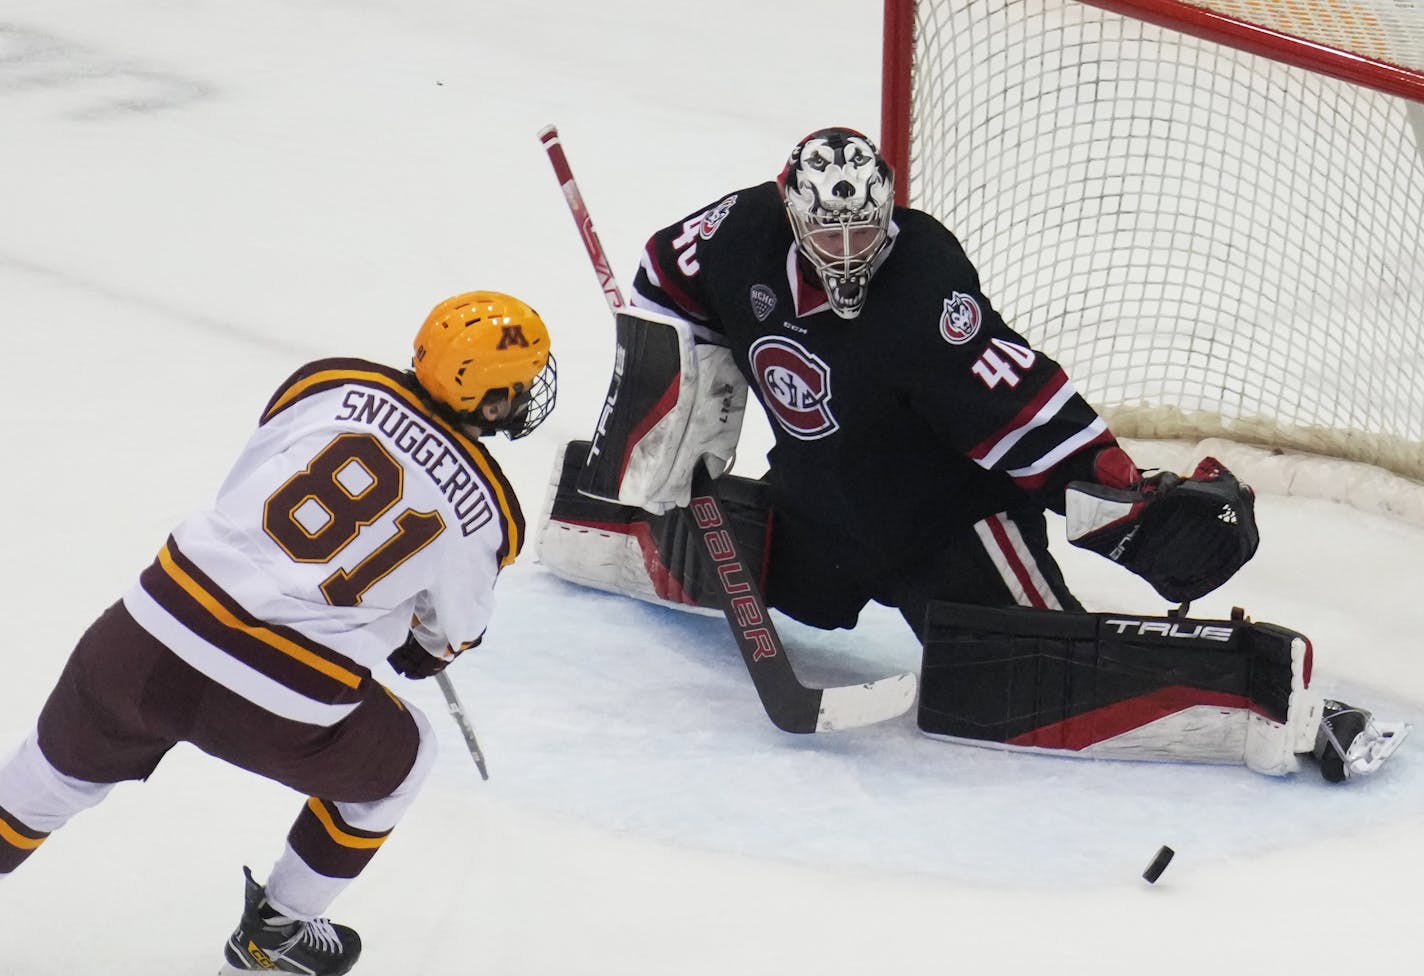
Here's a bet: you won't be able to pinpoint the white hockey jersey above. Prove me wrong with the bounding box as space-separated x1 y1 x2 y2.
122 358 524 726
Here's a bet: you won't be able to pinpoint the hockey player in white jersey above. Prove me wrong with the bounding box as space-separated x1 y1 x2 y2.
0 291 555 975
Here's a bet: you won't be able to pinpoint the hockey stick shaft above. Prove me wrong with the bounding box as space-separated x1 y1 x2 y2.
538 126 626 314
537 124 915 733
685 465 820 732
537 123 812 730
435 670 489 780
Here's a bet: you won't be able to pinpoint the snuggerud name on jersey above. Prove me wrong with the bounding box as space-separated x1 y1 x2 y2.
333 387 498 538
262 358 523 561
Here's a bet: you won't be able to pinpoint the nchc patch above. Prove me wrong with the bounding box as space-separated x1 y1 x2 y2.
750 284 777 322
940 291 982 345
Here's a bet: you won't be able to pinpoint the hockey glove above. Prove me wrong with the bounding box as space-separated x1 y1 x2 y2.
578 310 747 515
1065 457 1259 602
387 631 459 679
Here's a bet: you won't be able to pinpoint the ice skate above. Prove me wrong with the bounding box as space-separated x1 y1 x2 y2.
218 866 361 976
1311 699 1410 783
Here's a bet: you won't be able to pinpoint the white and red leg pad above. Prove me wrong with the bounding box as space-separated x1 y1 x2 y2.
918 602 1322 776
536 439 771 615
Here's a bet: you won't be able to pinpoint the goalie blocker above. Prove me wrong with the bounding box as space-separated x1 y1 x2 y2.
579 307 746 514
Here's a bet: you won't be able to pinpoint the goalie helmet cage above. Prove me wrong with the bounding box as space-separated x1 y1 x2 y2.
880 0 1424 485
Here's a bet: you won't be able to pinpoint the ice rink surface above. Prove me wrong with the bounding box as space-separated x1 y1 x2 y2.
1 2 1422 971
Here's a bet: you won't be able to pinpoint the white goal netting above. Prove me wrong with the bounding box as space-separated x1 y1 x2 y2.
901 0 1424 492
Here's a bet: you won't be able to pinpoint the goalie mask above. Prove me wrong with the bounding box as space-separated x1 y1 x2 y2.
413 291 557 439
778 127 895 319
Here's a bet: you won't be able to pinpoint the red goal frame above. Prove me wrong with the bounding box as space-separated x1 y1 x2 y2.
880 0 1424 204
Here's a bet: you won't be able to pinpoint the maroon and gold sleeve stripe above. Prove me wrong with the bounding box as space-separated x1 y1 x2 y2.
0 804 48 873
287 797 392 879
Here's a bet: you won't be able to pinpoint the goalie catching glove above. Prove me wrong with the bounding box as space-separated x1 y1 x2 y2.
1066 456 1259 602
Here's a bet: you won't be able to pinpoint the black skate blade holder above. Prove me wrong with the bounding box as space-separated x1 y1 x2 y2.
1320 709 1411 779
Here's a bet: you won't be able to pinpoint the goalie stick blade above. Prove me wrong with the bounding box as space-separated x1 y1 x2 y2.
815 672 918 732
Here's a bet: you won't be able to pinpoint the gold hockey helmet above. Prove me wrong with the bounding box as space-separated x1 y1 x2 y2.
413 291 556 439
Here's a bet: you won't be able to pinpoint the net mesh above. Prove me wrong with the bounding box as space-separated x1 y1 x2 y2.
1200 0 1424 72
906 0 1424 479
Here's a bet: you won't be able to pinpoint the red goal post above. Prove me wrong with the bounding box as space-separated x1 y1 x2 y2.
880 0 1424 517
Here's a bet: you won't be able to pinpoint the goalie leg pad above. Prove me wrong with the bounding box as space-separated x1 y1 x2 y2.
537 440 770 612
918 602 1319 775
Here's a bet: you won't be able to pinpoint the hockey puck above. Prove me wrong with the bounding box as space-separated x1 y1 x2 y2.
1142 845 1175 884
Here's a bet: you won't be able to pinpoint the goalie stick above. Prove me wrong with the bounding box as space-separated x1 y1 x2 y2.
538 123 916 733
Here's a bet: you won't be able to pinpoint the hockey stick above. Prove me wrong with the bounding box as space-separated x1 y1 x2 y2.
537 124 916 733
435 670 489 780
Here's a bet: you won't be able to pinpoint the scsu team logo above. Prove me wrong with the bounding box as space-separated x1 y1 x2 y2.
748 336 838 440
940 292 982 345
699 194 738 239
673 195 739 276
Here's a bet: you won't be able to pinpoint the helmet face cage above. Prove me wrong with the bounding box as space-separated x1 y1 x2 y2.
779 128 894 319
483 354 557 440
413 292 556 439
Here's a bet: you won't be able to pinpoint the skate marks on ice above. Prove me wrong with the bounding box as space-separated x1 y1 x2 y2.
0 249 316 359
451 567 1424 889
0 23 212 119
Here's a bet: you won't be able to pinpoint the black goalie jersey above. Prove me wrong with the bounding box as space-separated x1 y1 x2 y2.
629 181 1120 572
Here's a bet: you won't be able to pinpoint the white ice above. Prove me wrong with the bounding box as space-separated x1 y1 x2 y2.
1 1 1423 972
